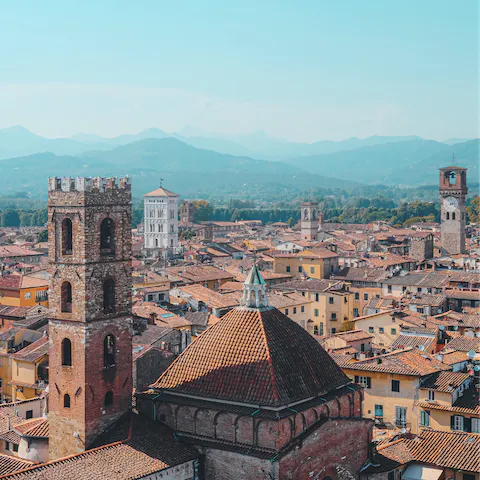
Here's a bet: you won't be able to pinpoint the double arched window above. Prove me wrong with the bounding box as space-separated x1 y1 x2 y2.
104 335 116 368
100 218 115 253
61 282 73 313
103 278 115 313
62 218 73 255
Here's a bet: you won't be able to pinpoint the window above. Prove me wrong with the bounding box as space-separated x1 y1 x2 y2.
313 325 319 335
13 444 18 453
417 287 422 293
103 278 115 313
463 475 476 480
301 306 305 313
329 297 334 304
374 404 383 417
391 328 396 335
298 266 303 273
331 313 337 320
36 290 48 303
360 343 365 352
293 307 297 314
104 391 114 408
286 266 291 273
315 293 319 302
331 327 336 334
24 292 31 299
355 293 360 300
388 285 392 293
5 442 9 451
26 410 33 419
0 378 2 387
392 380 400 393
104 335 116 368
402 286 407 293
364 293 368 301
452 415 464 431
310 267 315 274
64 394 71 408
428 390 435 401
319 323 324 336
285 308 289 316
61 282 73 313
395 406 407 427
417 308 425 314
446 212 450 220
61 338 72 366
452 212 456 220
314 309 319 317
420 410 430 427
472 418 480 433
355 376 371 389
354 308 359 317
62 218 73 254
388 472 395 480
379 327 384 333
368 326 374 333
100 218 115 253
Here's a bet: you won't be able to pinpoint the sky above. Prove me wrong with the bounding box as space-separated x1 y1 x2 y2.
0 0 478 142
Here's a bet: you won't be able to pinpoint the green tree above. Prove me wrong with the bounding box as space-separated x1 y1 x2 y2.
287 217 294 227
193 200 214 221
1 208 20 227
231 209 241 221
466 196 480 224
37 230 48 242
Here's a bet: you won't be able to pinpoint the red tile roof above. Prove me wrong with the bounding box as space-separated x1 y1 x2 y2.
151 305 350 407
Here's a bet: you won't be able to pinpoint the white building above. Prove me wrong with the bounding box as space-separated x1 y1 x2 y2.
143 186 179 253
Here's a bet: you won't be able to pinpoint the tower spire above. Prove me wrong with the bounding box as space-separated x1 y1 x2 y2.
240 264 269 309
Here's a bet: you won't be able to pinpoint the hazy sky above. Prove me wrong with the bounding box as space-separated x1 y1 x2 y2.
1 0 478 141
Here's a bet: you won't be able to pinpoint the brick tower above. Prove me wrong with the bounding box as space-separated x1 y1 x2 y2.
47 176 133 460
439 166 467 254
301 202 319 241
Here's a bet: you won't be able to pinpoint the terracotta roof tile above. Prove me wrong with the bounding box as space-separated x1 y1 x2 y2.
151 306 350 407
14 418 48 438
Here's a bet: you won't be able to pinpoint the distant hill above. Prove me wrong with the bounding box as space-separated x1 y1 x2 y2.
283 139 479 186
0 138 359 197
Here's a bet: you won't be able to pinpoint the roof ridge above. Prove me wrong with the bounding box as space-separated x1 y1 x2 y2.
258 310 280 404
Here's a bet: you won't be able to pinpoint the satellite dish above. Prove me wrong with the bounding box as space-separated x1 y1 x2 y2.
467 350 476 360
400 428 407 434
419 345 425 352
439 325 445 331
453 325 458 331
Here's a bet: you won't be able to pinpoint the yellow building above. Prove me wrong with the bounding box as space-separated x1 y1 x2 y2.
0 276 49 308
9 336 49 402
415 371 479 433
272 248 339 280
267 292 314 334
338 347 450 436
274 279 354 336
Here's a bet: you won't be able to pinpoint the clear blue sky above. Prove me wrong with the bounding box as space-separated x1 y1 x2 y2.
0 0 478 141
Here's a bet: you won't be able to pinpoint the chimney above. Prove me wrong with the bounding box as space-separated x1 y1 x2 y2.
6 415 10 431
148 313 157 325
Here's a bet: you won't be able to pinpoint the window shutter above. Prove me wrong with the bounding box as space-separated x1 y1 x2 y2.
450 416 455 429
464 417 471 433
367 377 371 389
355 376 359 384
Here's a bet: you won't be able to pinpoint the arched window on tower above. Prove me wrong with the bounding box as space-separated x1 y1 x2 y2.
104 391 114 408
100 218 115 254
62 218 73 255
452 212 456 220
103 278 115 314
104 335 116 368
446 212 450 220
61 338 72 366
61 282 72 313
64 394 71 408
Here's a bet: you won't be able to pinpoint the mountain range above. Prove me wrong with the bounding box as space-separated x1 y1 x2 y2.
0 126 477 196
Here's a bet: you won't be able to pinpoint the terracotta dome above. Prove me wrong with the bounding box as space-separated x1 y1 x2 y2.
151 267 350 407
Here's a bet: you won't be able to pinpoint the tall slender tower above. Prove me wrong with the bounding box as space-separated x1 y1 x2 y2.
143 186 179 254
439 166 467 255
47 176 133 460
301 202 319 241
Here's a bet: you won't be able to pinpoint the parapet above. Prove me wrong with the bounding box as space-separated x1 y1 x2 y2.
48 176 131 193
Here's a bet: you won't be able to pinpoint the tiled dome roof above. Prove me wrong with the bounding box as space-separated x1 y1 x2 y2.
151 305 350 407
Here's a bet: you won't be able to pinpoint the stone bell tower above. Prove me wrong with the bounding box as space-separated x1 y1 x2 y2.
47 176 133 460
439 165 467 255
301 202 319 241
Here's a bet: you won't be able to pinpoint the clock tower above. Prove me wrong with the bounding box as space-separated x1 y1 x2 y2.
439 165 467 255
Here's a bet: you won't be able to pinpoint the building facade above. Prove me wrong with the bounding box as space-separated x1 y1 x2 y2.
47 176 133 460
143 186 179 254
439 166 467 255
